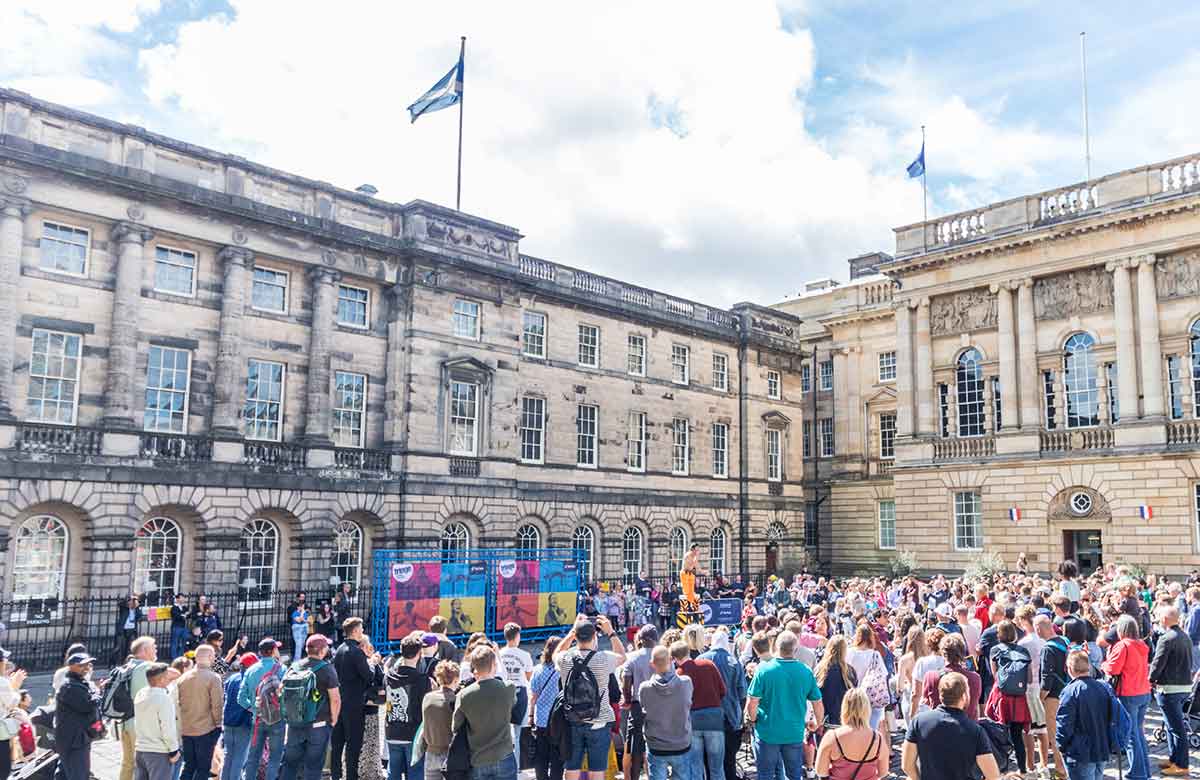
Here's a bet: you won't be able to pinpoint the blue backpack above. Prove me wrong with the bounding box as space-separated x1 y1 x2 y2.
1106 682 1133 753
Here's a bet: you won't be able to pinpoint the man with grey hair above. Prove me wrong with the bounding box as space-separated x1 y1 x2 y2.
1151 604 1193 775
745 631 823 780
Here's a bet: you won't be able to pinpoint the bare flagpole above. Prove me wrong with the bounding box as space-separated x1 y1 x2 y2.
456 36 466 211
922 124 927 252
1080 32 1092 182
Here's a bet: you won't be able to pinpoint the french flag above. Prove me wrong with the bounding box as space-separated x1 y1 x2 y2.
1138 505 1153 521
1008 507 1020 523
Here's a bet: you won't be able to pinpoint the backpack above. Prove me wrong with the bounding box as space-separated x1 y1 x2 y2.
561 651 600 723
255 666 285 726
1106 682 1133 753
861 652 890 710
994 645 1031 696
976 718 1013 775
99 660 139 722
280 660 329 725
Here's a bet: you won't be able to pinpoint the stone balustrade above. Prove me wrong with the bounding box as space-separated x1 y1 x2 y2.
242 441 307 469
861 281 894 306
15 423 103 456
932 436 995 461
1161 158 1200 193
139 433 213 462
1039 184 1099 220
333 447 391 472
1167 419 1200 447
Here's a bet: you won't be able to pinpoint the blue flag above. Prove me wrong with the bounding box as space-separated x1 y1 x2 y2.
906 142 925 179
408 55 464 123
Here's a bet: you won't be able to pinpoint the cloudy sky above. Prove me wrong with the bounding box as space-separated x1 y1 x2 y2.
5 1 1200 307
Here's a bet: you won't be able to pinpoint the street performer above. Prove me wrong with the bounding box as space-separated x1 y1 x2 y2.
680 543 705 615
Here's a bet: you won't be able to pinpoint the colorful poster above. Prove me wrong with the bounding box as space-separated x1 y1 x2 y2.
388 598 439 640
440 561 486 636
390 561 442 600
497 560 540 595
441 597 484 635
538 591 575 627
441 562 486 598
536 560 578 628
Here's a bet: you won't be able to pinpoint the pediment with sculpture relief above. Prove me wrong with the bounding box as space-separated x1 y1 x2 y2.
1155 250 1200 301
1047 486 1111 524
930 288 997 336
1033 267 1113 321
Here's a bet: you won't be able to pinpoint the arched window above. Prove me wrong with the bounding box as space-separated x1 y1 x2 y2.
1189 321 1200 417
238 519 278 604
330 519 363 590
133 517 181 605
516 524 540 560
621 527 644 585
571 525 595 583
668 527 688 578
12 515 68 603
768 521 786 542
956 348 985 437
709 527 727 576
441 521 470 563
1064 333 1100 428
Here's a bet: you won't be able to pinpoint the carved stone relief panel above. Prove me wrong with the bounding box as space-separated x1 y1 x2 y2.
930 288 997 336
1033 266 1113 321
1155 250 1200 301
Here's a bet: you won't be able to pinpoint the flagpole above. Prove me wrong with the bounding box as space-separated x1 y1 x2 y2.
921 125 927 253
456 36 466 211
1080 32 1091 182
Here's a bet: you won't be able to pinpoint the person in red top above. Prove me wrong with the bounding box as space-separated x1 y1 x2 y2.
671 640 727 780
1101 614 1151 780
973 584 993 630
919 634 982 720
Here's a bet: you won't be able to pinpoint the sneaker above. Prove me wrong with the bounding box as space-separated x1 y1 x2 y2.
1159 759 1175 769
1163 765 1188 776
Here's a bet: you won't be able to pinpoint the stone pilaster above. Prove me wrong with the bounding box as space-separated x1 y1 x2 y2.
212 247 251 460
102 222 153 455
304 266 340 467
915 298 934 436
846 346 862 463
0 195 31 430
1135 255 1164 419
832 348 849 455
1180 356 1194 419
1016 278 1039 430
894 301 915 438
1107 259 1139 422
993 282 1018 431
383 284 410 471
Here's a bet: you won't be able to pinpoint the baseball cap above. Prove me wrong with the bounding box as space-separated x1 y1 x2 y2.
936 602 954 618
238 653 259 670
258 638 279 655
66 652 96 666
421 633 440 647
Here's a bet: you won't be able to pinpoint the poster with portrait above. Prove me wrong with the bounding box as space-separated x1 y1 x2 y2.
388 561 442 640
496 559 540 627
440 561 486 636
537 559 578 628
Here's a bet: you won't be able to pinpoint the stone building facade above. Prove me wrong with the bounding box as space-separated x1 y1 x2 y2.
0 89 809 608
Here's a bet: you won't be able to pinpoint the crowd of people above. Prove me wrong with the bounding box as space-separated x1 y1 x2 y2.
0 557 1197 780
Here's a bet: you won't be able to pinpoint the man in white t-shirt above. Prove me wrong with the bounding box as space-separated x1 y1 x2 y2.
497 622 534 760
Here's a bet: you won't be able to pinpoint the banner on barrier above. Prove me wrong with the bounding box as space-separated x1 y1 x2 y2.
699 598 742 626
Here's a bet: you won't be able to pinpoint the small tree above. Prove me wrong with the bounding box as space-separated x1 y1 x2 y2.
962 550 1005 580
889 549 919 577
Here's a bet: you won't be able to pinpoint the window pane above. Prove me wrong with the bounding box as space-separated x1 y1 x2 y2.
954 491 982 550
450 382 479 455
27 329 82 425
879 413 896 459
332 371 366 447
879 351 897 382
712 354 727 391
453 299 480 339
712 423 728 477
39 222 89 275
143 346 191 433
12 515 69 603
878 500 896 549
134 517 182 604
571 526 594 582
621 528 642 585
672 345 689 384
956 349 986 436
244 360 284 441
672 418 689 474
154 246 197 295
627 335 645 375
520 397 545 462
330 519 363 590
252 268 288 312
238 519 278 603
578 325 599 367
628 412 646 470
337 286 369 327
577 405 597 466
522 312 546 357
1064 334 1100 428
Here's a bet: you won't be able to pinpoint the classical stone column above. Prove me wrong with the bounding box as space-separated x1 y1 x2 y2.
211 247 251 460
1016 278 1039 430
0 196 31 430
303 266 340 466
895 301 915 437
1135 255 1164 419
382 284 409 470
915 298 934 435
102 222 153 454
1107 259 1139 422
993 282 1018 431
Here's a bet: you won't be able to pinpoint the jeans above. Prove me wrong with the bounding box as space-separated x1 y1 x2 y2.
1118 693 1150 780
689 730 724 780
222 725 253 780
387 742 424 780
242 720 285 780
181 728 222 780
134 751 174 780
291 624 308 660
470 752 517 780
532 727 564 780
1158 690 1190 768
646 752 689 780
1063 758 1105 780
280 723 331 780
754 738 804 780
330 708 366 780
566 723 610 772
722 727 741 780
170 625 189 659
868 707 883 730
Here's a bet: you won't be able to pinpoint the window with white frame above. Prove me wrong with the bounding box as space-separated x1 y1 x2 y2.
143 346 191 433
11 515 68 604
578 324 599 368
244 359 285 441
577 404 598 467
800 363 811 394
956 349 986 436
39 222 89 276
449 382 480 456
519 396 545 463
238 518 278 604
251 267 289 313
1168 355 1184 420
153 246 197 296
819 418 834 457
133 517 181 604
628 411 646 472
878 500 896 549
709 527 727 575
879 412 896 460
878 351 897 382
516 524 540 559
27 329 82 425
767 370 781 399
953 491 983 550
332 371 367 448
441 521 470 563
671 344 690 384
627 334 646 376
712 422 728 478
668 527 688 575
522 312 546 358
672 417 690 474
819 360 833 391
452 299 480 340
712 353 728 391
571 525 595 582
802 420 812 458
766 428 782 482
622 527 643 585
337 285 370 328
330 519 363 590
1064 334 1100 428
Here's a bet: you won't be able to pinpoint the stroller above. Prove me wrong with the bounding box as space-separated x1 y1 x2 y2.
11 706 58 780
1151 677 1200 751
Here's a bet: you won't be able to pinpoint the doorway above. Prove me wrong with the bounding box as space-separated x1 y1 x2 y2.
1062 529 1102 575
765 542 779 575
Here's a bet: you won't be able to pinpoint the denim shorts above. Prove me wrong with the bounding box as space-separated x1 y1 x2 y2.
567 723 611 771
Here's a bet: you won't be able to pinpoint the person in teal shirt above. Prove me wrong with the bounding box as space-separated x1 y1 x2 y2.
745 631 824 780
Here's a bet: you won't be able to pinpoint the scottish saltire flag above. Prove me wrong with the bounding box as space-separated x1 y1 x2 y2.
1008 507 1020 523
407 55 464 123
906 142 925 179
1138 504 1153 521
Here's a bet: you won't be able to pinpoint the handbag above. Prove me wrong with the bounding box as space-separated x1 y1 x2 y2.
861 653 890 710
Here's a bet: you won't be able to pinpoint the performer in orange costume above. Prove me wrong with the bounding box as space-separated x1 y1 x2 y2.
680 543 705 610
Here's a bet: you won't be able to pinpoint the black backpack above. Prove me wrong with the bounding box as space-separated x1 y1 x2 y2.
99 661 139 722
994 645 1031 696
561 651 600 724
